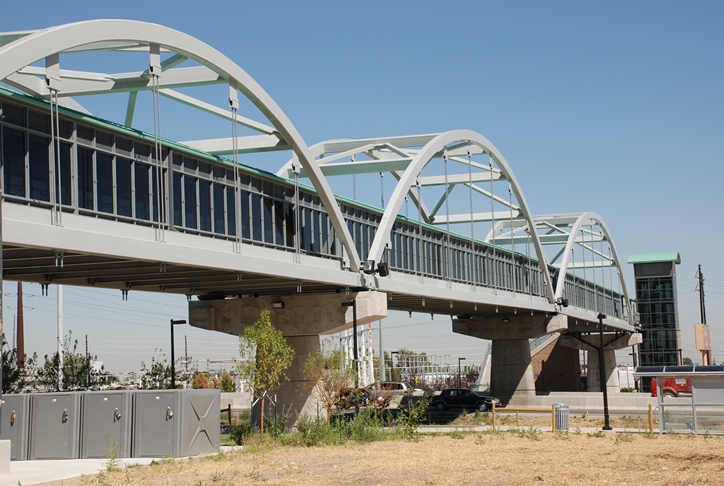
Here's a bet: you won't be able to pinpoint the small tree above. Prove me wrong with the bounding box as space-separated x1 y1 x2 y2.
219 369 236 392
192 371 212 389
1 335 36 393
140 350 172 390
302 342 353 423
236 310 294 440
36 332 104 391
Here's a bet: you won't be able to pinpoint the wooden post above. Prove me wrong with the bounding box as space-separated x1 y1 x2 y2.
648 403 653 434
492 402 497 431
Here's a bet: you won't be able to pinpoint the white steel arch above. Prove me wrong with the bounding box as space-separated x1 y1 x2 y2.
364 129 556 302
553 212 633 323
0 19 363 271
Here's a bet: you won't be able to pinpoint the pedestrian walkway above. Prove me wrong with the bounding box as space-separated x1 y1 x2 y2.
1 457 155 486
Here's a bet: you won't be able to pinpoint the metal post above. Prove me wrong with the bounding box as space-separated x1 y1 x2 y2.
170 319 186 389
598 312 612 430
352 300 358 387
378 320 385 381
458 357 466 387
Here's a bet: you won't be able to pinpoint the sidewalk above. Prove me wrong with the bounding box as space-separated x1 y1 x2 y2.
0 457 156 486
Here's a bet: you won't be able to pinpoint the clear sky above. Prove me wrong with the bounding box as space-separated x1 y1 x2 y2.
1 1 722 373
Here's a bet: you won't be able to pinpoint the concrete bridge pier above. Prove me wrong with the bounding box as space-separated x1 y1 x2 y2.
559 333 642 393
453 314 567 404
188 291 387 423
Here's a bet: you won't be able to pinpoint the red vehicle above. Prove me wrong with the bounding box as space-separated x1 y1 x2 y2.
650 377 692 397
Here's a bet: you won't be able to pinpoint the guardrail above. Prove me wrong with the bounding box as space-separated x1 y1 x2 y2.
491 404 559 431
491 403 656 434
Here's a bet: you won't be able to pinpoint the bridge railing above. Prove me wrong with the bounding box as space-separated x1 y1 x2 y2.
0 89 623 313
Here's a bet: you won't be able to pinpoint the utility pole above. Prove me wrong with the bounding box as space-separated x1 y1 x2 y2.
85 334 90 388
696 265 713 365
184 335 189 373
17 282 24 369
697 264 707 325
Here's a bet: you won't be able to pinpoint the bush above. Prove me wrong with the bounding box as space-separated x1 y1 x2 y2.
229 410 254 445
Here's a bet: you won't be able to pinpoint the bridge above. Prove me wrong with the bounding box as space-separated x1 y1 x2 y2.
0 20 640 411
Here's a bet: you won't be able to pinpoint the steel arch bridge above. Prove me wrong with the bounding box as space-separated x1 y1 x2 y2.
0 20 635 338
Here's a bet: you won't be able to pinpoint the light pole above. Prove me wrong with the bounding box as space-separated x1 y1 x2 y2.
170 319 187 389
598 313 612 430
342 300 358 387
458 357 466 388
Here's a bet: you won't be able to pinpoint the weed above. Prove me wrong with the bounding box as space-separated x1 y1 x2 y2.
517 428 542 441
103 433 123 473
243 461 267 482
395 396 431 441
614 432 635 444
448 429 466 440
643 431 658 440
587 430 605 438
555 431 570 441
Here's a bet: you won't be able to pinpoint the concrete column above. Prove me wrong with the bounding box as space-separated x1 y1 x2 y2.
558 333 642 394
490 339 535 403
453 314 567 404
189 291 387 423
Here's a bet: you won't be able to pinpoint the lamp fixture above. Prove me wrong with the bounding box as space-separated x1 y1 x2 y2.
272 301 284 309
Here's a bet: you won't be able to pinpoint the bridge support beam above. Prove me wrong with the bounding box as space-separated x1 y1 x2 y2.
452 314 567 404
188 291 387 423
558 333 642 393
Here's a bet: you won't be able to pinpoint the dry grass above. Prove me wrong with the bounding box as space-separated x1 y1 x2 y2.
45 431 724 485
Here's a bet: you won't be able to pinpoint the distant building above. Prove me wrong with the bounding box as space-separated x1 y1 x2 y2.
628 252 682 386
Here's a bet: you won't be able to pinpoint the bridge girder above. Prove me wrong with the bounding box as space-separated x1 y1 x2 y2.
0 19 363 272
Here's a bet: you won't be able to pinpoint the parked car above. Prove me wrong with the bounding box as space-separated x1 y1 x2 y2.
336 387 371 409
367 381 413 398
431 388 502 412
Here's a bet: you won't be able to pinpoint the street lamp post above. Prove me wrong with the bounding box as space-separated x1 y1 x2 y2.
598 313 612 430
170 319 187 389
458 357 466 388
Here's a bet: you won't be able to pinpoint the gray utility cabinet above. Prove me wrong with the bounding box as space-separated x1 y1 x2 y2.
0 394 31 460
29 392 81 460
80 391 132 459
132 390 219 458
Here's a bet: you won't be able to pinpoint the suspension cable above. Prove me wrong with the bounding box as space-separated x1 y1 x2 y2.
380 171 384 208
443 152 451 284
49 88 62 226
581 228 587 310
489 154 497 292
608 242 614 317
352 154 357 201
229 85 241 254
527 224 532 298
509 182 515 295
590 224 598 313
417 178 423 279
571 243 576 306
467 149 476 289
293 160 301 264
150 46 165 242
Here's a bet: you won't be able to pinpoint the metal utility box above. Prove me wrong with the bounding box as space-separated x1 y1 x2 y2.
0 394 31 460
132 390 179 458
29 392 81 460
81 391 133 459
132 390 220 458
178 389 220 457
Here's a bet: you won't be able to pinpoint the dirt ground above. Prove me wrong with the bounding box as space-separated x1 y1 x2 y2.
45 429 724 485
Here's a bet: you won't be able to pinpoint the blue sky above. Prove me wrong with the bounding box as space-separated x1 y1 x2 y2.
1 1 722 373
